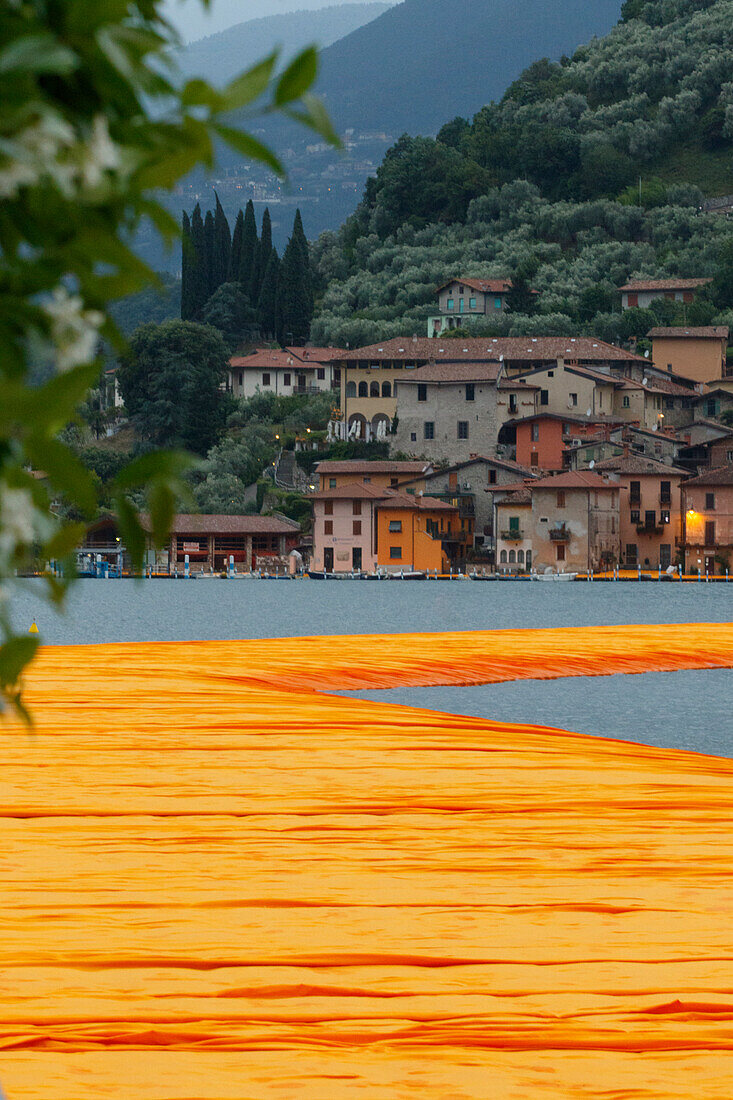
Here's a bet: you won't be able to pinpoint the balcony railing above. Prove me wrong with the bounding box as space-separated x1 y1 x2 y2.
501 529 523 541
549 526 571 542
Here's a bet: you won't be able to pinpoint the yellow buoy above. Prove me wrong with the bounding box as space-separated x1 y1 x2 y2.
28 621 39 634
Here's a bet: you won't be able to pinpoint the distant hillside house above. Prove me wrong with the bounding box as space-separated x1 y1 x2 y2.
649 327 729 388
618 278 711 311
429 278 514 337
227 347 344 400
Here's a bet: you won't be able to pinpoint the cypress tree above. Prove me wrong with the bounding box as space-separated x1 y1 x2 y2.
189 203 208 319
238 200 258 297
203 209 215 299
276 209 313 344
257 207 273 289
229 209 244 282
212 192 231 293
181 210 192 320
249 236 261 304
257 248 280 339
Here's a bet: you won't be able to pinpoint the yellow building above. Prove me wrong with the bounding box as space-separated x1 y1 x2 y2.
650 326 729 387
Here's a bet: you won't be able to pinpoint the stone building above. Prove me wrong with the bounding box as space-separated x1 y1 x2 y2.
528 471 620 574
594 453 685 571
681 466 733 576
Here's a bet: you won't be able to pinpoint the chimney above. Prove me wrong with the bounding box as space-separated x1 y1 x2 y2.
622 441 630 459
412 333 418 344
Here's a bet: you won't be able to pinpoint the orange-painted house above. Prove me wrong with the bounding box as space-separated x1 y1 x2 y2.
505 413 623 472
375 494 462 573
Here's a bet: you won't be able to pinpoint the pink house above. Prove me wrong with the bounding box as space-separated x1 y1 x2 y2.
311 484 386 573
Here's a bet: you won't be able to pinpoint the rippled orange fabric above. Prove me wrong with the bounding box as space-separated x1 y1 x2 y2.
2 622 733 1099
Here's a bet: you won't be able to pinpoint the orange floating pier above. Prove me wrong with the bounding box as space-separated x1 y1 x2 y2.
2 623 733 1098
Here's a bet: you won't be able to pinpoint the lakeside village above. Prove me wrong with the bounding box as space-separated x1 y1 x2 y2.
82 276 733 582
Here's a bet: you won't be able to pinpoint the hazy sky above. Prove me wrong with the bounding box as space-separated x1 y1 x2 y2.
163 0 378 42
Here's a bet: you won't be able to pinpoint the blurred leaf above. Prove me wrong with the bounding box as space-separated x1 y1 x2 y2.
113 450 194 491
114 495 146 573
0 34 78 76
0 635 40 691
181 78 224 111
286 93 342 148
212 124 283 175
44 522 87 561
274 46 318 106
222 53 278 110
147 480 176 549
24 438 98 516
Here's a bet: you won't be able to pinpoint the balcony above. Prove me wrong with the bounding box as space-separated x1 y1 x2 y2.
501 529 523 541
549 525 571 542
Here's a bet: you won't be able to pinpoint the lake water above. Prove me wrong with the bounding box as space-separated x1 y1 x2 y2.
12 577 731 757
10 576 733 644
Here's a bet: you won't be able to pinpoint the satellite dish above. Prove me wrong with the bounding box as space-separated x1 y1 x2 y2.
586 407 592 417
642 377 648 386
499 354 504 362
644 350 650 358
589 460 595 469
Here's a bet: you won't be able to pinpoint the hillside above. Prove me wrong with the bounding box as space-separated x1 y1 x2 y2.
243 0 623 143
311 0 733 347
178 3 394 88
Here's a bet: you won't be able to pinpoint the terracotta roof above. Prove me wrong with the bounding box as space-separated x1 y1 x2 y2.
315 460 430 474
284 346 347 362
620 376 697 397
504 412 623 427
143 514 300 535
339 337 645 364
397 362 501 383
435 277 513 294
649 327 729 340
691 388 733 402
593 455 686 476
403 456 537 485
310 484 391 500
682 465 733 487
618 278 712 292
517 362 620 386
496 488 532 505
377 492 457 511
530 470 617 491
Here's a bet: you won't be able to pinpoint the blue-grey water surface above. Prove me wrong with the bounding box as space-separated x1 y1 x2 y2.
10 575 733 643
11 578 731 757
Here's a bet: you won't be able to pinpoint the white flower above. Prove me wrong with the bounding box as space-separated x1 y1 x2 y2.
80 115 121 189
0 487 37 559
43 286 104 372
0 114 76 199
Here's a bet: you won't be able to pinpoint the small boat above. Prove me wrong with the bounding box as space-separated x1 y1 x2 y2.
470 573 498 581
306 570 364 580
531 571 578 582
386 571 426 580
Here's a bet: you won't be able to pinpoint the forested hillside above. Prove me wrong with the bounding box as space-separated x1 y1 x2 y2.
312 0 733 348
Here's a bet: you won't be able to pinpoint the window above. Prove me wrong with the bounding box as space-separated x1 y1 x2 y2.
238 372 243 386
324 520 333 535
705 492 716 510
388 520 402 532
705 520 716 545
569 393 578 406
317 368 325 380
622 395 630 408
509 516 520 532
363 476 371 483
727 450 733 463
531 423 539 442
469 297 477 308
283 373 291 386
353 521 362 535
329 478 337 489
346 381 356 397
500 550 507 563
370 381 380 397
466 383 475 401
381 381 391 397
410 432 417 442
627 293 638 307
489 469 497 484
353 501 361 515
417 384 427 402
447 298 455 310
706 399 718 417
530 453 539 467
509 394 517 413
324 501 334 516
262 372 270 386
548 370 554 378
517 550 524 563
626 543 638 565
660 480 671 504
389 546 402 559
557 490 566 508
494 297 502 309
660 544 671 568
556 544 565 562
508 550 516 563
457 421 469 439
358 381 368 397
630 510 640 524
390 478 399 487
458 284 464 293
424 421 435 440
665 397 674 410
540 389 549 406
630 480 641 504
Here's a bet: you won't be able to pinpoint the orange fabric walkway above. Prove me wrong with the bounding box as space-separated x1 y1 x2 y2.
1 623 733 1098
